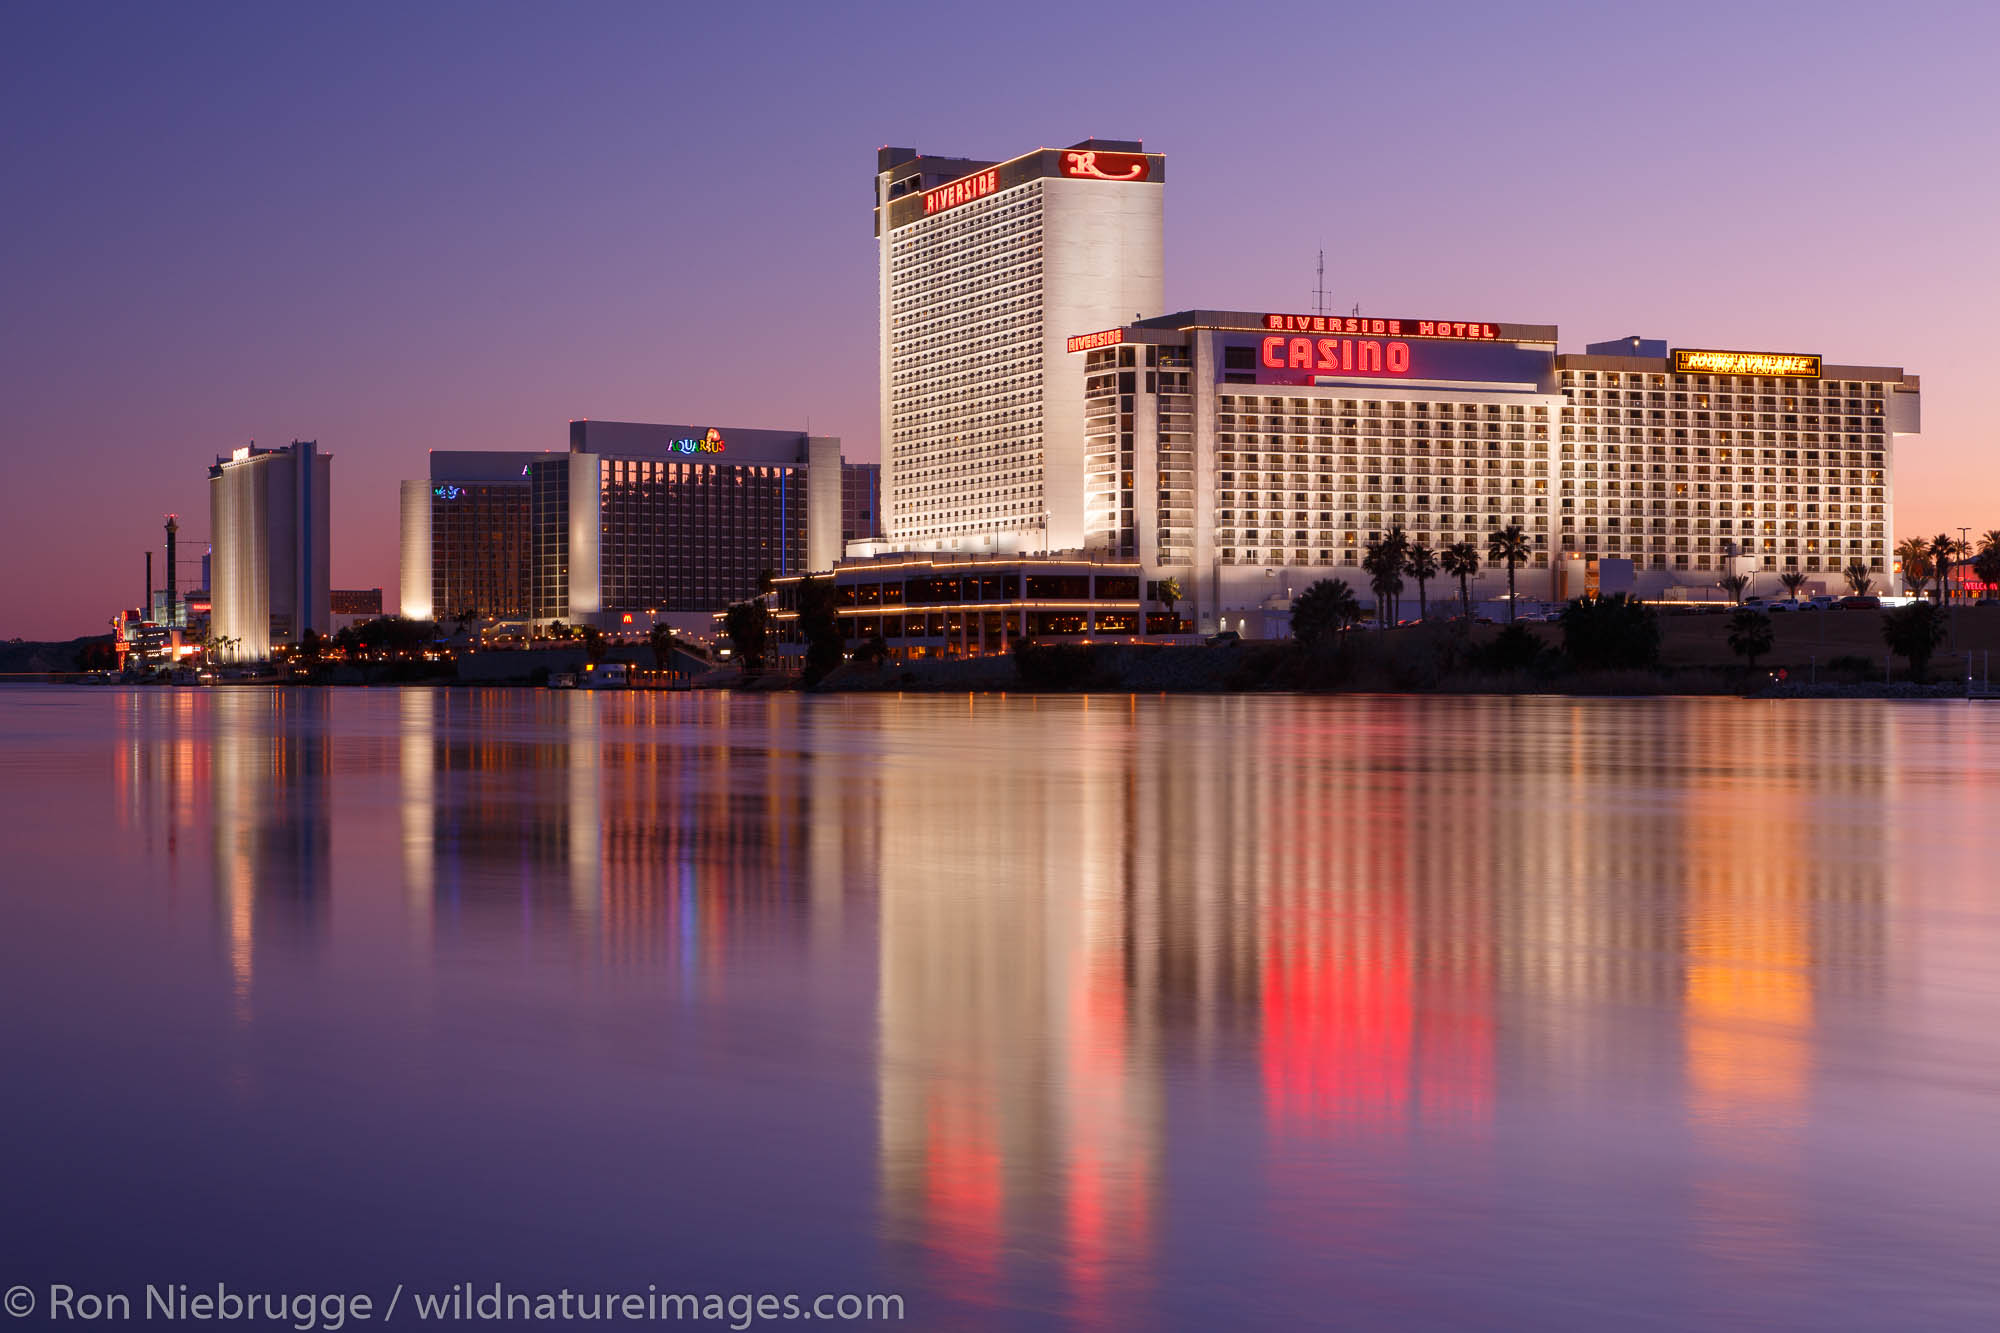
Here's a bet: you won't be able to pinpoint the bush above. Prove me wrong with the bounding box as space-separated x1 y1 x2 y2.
1559 594 1661 670
1480 622 1543 673
1013 640 1103 690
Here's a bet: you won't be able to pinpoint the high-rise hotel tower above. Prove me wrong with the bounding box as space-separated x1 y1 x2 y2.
874 140 1164 555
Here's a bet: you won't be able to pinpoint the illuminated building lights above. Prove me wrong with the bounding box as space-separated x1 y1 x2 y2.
1062 150 1149 182
1670 349 1821 379
1067 329 1125 354
1261 336 1411 377
922 168 1000 215
671 428 728 455
1262 314 1504 341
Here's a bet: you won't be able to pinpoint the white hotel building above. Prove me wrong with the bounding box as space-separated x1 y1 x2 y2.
207 439 331 661
873 140 1163 556
1075 318 1921 631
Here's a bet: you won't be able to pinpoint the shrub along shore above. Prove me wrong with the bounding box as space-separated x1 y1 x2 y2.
806 603 2000 697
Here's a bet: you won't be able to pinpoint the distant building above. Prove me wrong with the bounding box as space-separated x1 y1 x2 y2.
767 551 1156 663
330 588 383 633
208 440 331 661
842 463 882 544
529 421 845 629
398 451 559 621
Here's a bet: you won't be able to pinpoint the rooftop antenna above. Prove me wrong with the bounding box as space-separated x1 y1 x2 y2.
1311 246 1330 315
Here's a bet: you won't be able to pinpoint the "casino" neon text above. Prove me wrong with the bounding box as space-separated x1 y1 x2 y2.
1261 336 1411 376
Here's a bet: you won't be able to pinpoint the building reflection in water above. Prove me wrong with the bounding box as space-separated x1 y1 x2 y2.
866 695 1894 1323
209 690 333 1020
1672 704 1891 1315
874 697 1160 1324
401 691 868 985
102 688 1912 1320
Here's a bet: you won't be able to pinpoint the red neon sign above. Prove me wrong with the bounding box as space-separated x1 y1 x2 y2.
1067 328 1125 354
1061 150 1150 183
923 168 1000 215
1261 335 1411 377
1262 314 1500 341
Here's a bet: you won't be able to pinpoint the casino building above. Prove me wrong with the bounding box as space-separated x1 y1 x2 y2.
874 139 1164 557
1078 312 1564 629
1072 315 1921 628
399 449 560 621
527 420 848 628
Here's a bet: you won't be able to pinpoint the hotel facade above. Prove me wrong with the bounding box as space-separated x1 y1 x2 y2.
1070 316 1919 629
399 449 560 622
874 139 1164 556
1551 340 1914 593
527 421 847 627
208 439 331 661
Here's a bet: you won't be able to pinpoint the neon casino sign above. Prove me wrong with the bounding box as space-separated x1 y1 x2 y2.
1261 335 1412 377
672 428 727 456
432 484 465 500
1061 150 1150 182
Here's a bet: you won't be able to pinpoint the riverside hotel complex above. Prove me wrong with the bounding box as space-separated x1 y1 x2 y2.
870 138 1922 635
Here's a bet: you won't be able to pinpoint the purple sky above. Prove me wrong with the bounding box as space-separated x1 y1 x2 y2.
5 1 1996 639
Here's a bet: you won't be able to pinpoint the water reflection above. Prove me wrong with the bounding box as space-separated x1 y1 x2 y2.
73 690 2000 1328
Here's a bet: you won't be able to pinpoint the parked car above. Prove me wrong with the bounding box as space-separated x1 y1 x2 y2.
1205 631 1241 647
1768 600 1796 612
1836 595 1882 610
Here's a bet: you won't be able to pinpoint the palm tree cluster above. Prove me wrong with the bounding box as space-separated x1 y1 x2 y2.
1892 531 2000 603
1359 526 1520 626
1361 529 1409 626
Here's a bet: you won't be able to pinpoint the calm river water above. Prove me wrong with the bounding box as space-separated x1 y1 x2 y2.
3 687 1998 1330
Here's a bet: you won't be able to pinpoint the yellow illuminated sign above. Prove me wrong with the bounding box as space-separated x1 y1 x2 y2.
1671 348 1821 378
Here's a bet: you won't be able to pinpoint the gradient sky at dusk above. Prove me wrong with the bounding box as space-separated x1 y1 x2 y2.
4 1 1997 638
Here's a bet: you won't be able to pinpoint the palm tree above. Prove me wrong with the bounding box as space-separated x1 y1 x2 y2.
1441 542 1481 621
1403 543 1439 621
1727 609 1775 670
1365 555 1404 628
1843 563 1876 597
1930 533 1965 606
1982 530 2000 555
1718 573 1749 605
1157 575 1183 629
1486 524 1531 622
1779 571 1808 604
1896 536 1934 600
1882 602 1947 682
